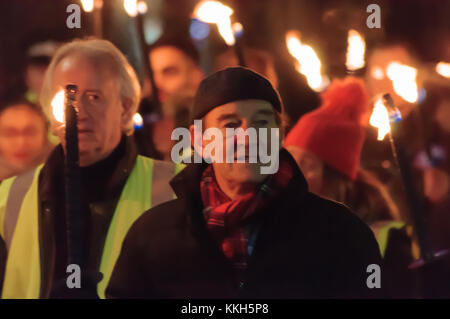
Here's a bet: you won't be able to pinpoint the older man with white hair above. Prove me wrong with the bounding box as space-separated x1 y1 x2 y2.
0 39 183 299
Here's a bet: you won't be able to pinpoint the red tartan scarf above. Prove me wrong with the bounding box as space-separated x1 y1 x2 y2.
200 152 294 283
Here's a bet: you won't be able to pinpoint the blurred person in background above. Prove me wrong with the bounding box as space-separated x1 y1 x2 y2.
284 77 400 226
213 46 279 89
135 34 204 159
24 41 60 105
411 77 450 253
0 100 52 181
284 77 417 297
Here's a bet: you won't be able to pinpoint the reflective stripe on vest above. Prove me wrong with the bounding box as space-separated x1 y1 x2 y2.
370 221 405 258
1 156 183 299
4 168 36 251
0 165 43 299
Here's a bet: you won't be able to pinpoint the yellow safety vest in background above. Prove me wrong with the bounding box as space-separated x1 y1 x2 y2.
0 156 184 299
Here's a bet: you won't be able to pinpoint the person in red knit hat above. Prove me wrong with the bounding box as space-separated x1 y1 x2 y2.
284 76 400 225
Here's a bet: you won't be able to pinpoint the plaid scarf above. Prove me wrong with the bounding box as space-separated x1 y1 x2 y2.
200 152 294 284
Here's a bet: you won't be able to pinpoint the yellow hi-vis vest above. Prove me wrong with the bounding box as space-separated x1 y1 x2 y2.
0 156 184 299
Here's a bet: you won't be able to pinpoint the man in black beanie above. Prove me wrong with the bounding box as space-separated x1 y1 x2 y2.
107 67 383 299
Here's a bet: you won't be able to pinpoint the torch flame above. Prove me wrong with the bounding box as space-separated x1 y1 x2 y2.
124 0 138 17
369 98 391 141
386 61 419 103
436 62 450 78
51 90 65 123
346 29 365 71
193 0 235 46
80 0 94 12
285 31 328 92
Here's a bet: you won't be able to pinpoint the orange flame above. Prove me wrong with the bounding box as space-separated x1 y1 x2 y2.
80 0 94 12
346 29 365 71
436 62 450 78
51 90 65 123
124 0 138 17
285 30 328 92
193 0 235 46
369 98 391 141
386 61 418 103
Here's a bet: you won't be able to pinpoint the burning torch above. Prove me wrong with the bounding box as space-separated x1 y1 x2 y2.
193 0 246 66
370 93 449 267
285 30 329 92
64 85 84 268
52 86 85 269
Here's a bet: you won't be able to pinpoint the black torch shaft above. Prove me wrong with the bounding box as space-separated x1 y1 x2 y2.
383 94 434 262
64 84 84 267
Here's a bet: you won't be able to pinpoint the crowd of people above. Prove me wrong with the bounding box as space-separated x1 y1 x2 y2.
0 28 448 299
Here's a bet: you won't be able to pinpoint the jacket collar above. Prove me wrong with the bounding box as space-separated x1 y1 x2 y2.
169 148 309 227
39 135 138 206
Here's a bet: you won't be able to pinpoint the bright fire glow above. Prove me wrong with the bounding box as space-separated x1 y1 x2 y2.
193 1 235 46
436 62 450 78
346 29 366 71
371 66 384 80
285 31 328 92
124 0 138 17
369 98 391 141
133 113 144 128
137 0 148 14
80 0 94 12
386 61 419 103
51 90 65 123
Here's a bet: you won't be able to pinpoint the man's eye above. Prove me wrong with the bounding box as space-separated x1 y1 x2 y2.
255 119 269 126
0 129 17 138
163 67 179 77
224 122 240 128
88 94 100 102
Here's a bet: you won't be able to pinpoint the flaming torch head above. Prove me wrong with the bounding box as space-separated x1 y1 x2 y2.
370 97 391 141
346 29 366 71
81 0 94 12
51 90 65 123
369 93 402 141
124 0 138 17
386 61 419 103
285 31 328 92
193 0 235 46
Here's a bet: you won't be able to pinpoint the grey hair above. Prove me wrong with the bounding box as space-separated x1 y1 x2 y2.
40 38 141 135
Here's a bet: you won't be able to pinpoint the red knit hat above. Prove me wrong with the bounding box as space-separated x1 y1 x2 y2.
284 77 369 180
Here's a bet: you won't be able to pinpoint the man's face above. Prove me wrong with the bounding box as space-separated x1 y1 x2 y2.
150 46 202 103
52 54 130 167
0 105 47 170
201 99 280 185
26 64 48 95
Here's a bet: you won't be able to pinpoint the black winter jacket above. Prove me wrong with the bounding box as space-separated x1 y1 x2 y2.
107 150 383 298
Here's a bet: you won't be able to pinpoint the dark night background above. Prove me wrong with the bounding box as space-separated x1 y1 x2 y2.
0 0 449 123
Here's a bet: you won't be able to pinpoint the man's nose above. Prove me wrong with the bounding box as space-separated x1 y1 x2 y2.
75 98 89 120
236 121 251 145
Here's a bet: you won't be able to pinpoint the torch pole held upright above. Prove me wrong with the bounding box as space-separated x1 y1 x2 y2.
383 94 446 265
64 85 84 268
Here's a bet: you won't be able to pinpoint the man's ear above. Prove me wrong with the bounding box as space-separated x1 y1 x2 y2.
121 98 134 129
189 123 203 158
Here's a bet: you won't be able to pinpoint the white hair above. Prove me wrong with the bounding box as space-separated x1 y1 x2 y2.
40 38 141 135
